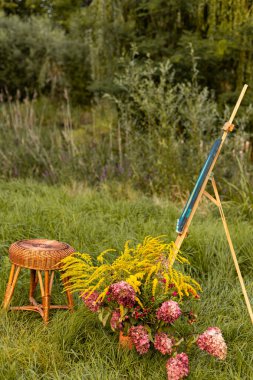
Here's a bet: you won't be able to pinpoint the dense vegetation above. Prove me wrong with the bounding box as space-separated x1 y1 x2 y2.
1 0 253 101
0 0 253 196
0 180 252 379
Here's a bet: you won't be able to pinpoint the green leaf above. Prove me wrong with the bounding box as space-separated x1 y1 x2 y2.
98 310 104 324
102 311 111 327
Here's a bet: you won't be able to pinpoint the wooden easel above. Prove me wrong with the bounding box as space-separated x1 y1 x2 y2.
171 84 253 324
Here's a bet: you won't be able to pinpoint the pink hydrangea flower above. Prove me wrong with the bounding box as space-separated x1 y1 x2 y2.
81 291 102 312
166 353 189 380
156 300 182 324
197 327 227 360
154 332 173 355
129 325 150 354
109 281 136 307
110 310 123 330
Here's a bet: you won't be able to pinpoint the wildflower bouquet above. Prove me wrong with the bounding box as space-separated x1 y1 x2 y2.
61 236 227 379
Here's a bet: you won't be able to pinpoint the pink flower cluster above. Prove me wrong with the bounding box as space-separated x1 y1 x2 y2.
197 327 227 360
166 353 189 380
129 325 150 354
156 300 182 324
110 310 123 330
109 281 136 307
81 291 101 312
154 332 173 355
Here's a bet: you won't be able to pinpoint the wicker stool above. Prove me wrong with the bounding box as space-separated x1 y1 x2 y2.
3 239 75 323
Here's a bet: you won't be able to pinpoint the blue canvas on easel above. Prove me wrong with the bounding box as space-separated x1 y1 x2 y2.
176 138 222 234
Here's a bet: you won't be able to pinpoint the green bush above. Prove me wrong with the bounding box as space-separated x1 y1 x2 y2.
0 15 91 103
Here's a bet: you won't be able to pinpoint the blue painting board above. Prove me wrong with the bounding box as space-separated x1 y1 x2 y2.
176 138 222 234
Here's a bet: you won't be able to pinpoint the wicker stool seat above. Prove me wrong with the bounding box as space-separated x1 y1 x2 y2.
3 239 75 323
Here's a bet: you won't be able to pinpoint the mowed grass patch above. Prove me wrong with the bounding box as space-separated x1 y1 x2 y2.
0 179 252 379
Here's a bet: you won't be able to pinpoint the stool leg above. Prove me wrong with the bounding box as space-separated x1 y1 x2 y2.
3 264 21 309
62 277 74 311
42 271 50 324
29 269 38 301
49 271 54 295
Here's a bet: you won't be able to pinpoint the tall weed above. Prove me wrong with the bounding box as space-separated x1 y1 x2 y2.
0 52 252 199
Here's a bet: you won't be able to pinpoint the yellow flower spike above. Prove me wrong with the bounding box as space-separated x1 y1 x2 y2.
184 286 190 297
123 240 133 256
119 304 125 318
125 274 142 293
155 261 161 274
97 249 116 264
135 297 144 308
152 278 158 297
97 286 109 301
145 266 156 289
89 277 105 293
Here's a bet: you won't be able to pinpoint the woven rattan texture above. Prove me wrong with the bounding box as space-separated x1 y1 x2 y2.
9 239 75 270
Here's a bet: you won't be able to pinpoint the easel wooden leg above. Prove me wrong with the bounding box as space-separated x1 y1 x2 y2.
211 177 253 325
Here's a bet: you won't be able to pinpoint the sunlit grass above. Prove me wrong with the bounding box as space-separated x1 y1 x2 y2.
0 179 252 379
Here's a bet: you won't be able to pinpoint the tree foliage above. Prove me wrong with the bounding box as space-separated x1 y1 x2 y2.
0 15 91 102
0 0 253 104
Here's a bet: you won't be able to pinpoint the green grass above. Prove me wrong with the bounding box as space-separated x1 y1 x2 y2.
0 179 252 379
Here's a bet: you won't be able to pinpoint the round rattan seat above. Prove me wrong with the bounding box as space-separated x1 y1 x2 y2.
9 239 75 270
3 238 75 323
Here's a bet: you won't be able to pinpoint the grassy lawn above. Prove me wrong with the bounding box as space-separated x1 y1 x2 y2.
0 179 252 379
